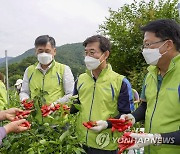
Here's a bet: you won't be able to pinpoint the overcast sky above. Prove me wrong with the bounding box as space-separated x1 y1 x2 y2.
0 0 136 58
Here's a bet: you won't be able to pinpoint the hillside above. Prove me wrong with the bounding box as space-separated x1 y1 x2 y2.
0 43 85 86
0 57 13 64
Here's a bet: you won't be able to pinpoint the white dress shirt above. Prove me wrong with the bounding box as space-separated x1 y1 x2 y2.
20 62 74 104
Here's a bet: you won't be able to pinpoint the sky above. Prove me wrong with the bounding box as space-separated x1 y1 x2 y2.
0 0 136 58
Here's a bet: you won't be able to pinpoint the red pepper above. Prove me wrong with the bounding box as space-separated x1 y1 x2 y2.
83 121 97 129
21 100 34 110
87 121 97 127
118 132 135 154
12 110 31 122
16 110 31 117
20 121 31 128
41 103 70 117
108 118 125 123
62 105 70 111
11 111 31 128
41 105 51 117
108 118 132 132
83 122 91 129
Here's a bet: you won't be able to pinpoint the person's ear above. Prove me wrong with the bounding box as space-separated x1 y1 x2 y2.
104 50 110 60
53 48 56 56
166 40 174 51
35 50 38 56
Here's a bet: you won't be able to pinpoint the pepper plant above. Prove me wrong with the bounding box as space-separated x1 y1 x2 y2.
0 90 85 154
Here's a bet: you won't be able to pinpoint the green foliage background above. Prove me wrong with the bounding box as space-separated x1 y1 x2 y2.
99 0 180 92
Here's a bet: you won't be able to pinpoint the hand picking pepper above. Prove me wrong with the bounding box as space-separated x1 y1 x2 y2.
83 121 97 129
108 118 132 132
16 110 31 117
11 111 31 128
13 110 32 121
118 132 135 154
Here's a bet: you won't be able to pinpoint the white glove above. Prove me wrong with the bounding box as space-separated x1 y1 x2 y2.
89 120 108 132
120 114 136 125
49 102 58 108
127 133 162 149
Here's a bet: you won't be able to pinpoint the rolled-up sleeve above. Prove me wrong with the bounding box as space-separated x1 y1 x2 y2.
20 68 30 101
56 65 74 103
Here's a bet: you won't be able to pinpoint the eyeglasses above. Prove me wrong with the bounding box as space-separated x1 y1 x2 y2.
84 50 101 56
142 39 168 49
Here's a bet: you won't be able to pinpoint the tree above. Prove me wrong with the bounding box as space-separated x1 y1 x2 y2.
99 0 179 92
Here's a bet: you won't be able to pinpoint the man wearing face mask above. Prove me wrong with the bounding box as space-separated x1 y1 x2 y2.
119 19 180 154
20 35 74 107
70 35 133 154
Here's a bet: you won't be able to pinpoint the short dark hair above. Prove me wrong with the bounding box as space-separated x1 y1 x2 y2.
83 35 111 52
34 35 56 48
141 19 180 51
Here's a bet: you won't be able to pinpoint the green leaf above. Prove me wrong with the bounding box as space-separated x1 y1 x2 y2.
74 148 82 154
59 130 69 142
33 99 43 124
40 139 47 145
27 148 35 154
49 141 59 144
74 104 81 111
38 148 41 154
46 115 54 119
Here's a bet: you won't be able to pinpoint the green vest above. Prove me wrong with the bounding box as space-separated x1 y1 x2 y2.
76 65 124 150
0 81 7 110
144 54 180 154
27 60 65 104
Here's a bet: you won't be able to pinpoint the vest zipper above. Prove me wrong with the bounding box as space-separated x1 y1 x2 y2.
85 81 96 144
147 88 160 154
42 75 45 91
148 89 160 133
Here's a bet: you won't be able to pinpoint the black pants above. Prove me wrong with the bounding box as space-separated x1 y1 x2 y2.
83 145 118 154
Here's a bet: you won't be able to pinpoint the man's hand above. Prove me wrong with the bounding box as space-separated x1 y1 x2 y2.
89 120 108 132
120 114 136 125
3 108 23 121
127 133 162 149
4 119 30 134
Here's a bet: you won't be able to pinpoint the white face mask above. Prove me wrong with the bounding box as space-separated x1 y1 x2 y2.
84 54 104 70
142 41 167 65
37 52 53 65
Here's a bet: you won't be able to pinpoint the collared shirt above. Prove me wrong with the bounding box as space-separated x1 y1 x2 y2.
20 62 74 103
